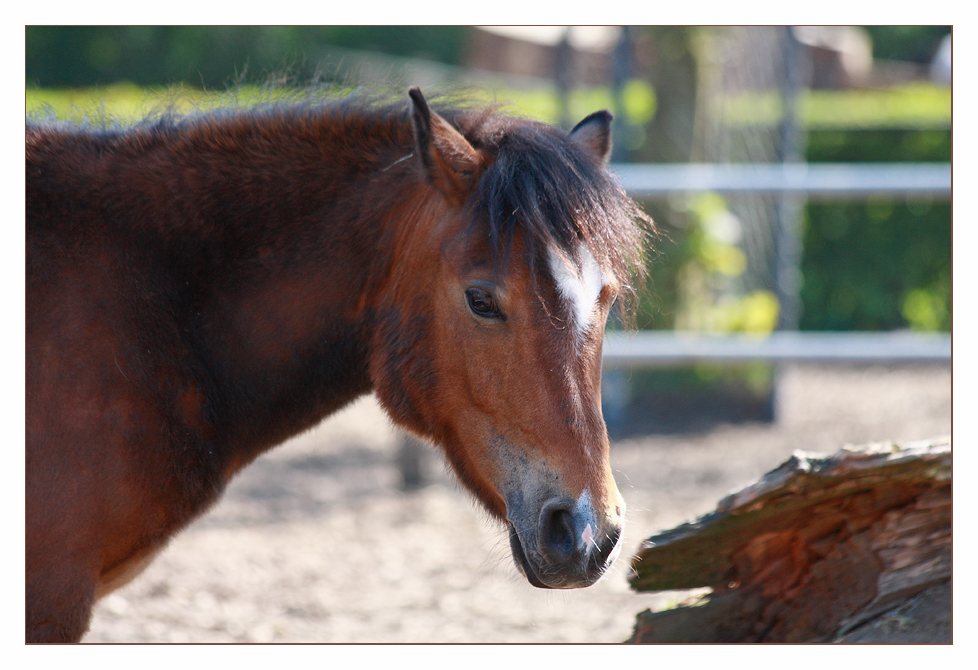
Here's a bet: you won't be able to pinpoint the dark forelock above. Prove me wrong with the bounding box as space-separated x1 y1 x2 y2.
460 113 651 315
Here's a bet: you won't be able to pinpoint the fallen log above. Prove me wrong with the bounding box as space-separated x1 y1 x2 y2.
627 437 951 643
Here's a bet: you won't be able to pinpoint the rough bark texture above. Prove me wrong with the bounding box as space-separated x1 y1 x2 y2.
628 437 951 643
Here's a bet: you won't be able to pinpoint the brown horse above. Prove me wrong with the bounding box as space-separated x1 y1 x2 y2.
26 88 649 642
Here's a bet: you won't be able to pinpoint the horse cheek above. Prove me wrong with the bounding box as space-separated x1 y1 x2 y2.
369 309 434 437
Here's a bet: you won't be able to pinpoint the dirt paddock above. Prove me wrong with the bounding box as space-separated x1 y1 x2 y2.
84 364 952 643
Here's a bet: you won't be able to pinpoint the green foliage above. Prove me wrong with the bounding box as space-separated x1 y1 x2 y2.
806 127 952 162
27 82 225 123
801 196 951 332
625 361 775 407
25 27 661 141
26 80 658 142
722 84 951 130
862 26 951 63
667 194 778 334
802 85 950 129
646 126 953 336
641 91 952 336
800 127 951 332
621 79 658 125
484 79 655 129
902 287 951 332
26 26 468 89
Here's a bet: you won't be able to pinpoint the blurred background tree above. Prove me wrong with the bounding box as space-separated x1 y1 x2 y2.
863 26 951 63
26 26 950 89
25 26 468 89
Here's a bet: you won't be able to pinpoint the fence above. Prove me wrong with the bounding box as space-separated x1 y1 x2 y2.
603 161 952 367
603 330 951 368
612 162 952 199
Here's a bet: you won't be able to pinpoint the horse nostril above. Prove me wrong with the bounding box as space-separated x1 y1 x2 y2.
540 502 578 562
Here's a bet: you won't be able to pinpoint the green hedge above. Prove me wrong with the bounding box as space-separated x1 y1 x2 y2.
26 27 468 89
801 128 951 332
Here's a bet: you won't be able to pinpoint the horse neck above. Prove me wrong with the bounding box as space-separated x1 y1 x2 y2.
132 110 434 462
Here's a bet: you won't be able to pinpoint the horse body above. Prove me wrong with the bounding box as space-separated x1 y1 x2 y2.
26 90 648 642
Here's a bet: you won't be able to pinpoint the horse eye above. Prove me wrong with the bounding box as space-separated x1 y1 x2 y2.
465 287 502 320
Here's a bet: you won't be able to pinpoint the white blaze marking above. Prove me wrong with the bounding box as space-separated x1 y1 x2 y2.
547 245 608 342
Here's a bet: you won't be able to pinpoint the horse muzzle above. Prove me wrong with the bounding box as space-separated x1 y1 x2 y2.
507 496 624 589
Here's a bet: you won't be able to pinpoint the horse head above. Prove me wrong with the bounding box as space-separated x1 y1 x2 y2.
369 89 647 589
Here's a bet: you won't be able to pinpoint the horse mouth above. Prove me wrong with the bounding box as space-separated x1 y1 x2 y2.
508 523 551 589
507 517 621 590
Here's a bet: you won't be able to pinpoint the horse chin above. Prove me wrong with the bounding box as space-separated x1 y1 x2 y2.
508 523 552 589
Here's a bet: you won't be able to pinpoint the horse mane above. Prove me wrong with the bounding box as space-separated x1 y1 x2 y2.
28 89 651 315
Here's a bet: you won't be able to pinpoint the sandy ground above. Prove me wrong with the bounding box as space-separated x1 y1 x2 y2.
83 363 952 643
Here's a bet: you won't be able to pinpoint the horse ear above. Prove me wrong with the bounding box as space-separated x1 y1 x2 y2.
570 110 614 166
409 87 481 204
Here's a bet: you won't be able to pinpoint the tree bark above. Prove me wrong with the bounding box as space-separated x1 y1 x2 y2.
628 437 951 643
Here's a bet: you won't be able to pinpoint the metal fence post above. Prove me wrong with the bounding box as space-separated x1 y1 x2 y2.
771 26 809 420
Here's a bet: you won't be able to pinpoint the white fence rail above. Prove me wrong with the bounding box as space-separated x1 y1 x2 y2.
603 331 951 367
611 162 952 199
